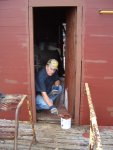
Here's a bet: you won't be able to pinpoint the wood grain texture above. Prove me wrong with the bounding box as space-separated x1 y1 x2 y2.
65 8 77 118
0 120 113 150
0 0 29 94
29 0 81 7
0 0 30 120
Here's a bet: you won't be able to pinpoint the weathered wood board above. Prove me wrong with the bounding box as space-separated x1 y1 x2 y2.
0 120 113 149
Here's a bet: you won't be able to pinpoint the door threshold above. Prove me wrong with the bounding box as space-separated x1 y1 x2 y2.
36 105 70 123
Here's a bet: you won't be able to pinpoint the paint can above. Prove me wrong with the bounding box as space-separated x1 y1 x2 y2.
61 114 71 129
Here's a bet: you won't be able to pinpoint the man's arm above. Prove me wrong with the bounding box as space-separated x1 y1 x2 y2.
41 92 53 107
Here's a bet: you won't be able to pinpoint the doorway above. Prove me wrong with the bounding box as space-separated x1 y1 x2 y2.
29 6 82 124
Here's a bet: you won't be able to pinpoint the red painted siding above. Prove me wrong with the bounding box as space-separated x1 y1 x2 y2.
29 0 79 7
0 0 30 120
0 0 30 94
1 0 113 125
81 0 113 125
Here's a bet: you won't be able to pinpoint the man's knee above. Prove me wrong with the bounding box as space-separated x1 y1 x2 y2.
36 95 49 110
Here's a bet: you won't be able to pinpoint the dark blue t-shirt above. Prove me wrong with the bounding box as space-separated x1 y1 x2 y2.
36 68 59 94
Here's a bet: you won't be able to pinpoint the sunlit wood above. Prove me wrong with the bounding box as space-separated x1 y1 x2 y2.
85 83 103 150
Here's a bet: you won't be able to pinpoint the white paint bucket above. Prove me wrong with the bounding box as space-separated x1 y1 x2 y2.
61 114 71 129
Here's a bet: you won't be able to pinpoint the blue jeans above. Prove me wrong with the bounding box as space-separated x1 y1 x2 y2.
36 85 62 110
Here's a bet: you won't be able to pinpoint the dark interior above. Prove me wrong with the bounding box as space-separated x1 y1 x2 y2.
33 7 69 77
33 7 72 121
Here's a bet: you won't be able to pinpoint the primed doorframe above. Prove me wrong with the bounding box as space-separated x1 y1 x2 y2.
28 2 82 125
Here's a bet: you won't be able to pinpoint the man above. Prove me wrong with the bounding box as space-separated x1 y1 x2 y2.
36 59 62 114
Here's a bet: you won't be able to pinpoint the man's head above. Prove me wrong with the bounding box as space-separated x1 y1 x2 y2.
46 59 58 76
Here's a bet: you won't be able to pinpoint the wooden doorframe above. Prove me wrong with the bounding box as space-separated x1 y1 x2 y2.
28 3 83 124
28 7 36 122
74 6 82 125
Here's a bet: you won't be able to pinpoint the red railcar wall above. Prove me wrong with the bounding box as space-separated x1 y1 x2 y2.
80 0 113 125
0 0 113 125
0 0 30 120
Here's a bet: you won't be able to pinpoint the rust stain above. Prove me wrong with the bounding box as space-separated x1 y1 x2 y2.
5 79 18 84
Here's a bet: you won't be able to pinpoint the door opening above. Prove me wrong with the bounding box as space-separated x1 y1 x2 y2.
33 7 77 122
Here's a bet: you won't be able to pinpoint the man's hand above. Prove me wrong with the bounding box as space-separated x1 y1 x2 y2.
49 105 58 115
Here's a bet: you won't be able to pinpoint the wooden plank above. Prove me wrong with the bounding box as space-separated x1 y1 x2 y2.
0 26 28 35
28 6 36 122
65 8 77 118
85 83 103 149
0 0 28 9
85 0 113 8
0 0 30 121
85 26 113 35
0 18 27 27
85 8 113 26
74 6 82 125
84 63 113 78
29 0 81 7
0 9 28 18
37 106 70 123
0 120 113 149
0 120 89 149
81 0 113 125
84 35 113 45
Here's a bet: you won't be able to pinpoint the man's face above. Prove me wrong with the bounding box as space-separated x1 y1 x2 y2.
46 65 56 76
